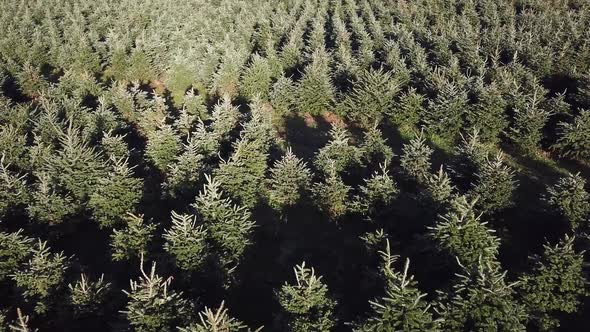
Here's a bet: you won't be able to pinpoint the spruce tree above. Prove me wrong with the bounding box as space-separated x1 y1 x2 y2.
179 302 260 332
359 125 394 166
267 148 312 213
429 196 500 269
312 161 352 221
163 134 206 198
68 274 111 317
389 88 424 131
145 123 181 173
466 83 508 144
545 173 590 230
352 162 399 216
100 130 130 161
295 49 335 115
240 54 273 101
400 131 433 184
469 153 517 215
314 125 362 174
11 240 68 314
0 124 29 170
122 258 190 332
88 157 143 228
110 213 156 262
423 80 468 142
0 155 29 218
0 229 33 282
277 262 336 332
270 75 296 116
211 97 241 143
423 165 455 208
517 235 587 331
452 129 489 182
8 308 36 332
357 241 440 331
163 211 208 272
27 172 76 225
508 106 550 155
552 109 590 162
182 90 208 121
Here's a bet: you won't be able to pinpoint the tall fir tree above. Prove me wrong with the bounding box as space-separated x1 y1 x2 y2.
359 125 394 166
267 147 312 213
389 87 425 131
466 82 508 144
163 211 208 272
423 79 469 142
508 106 550 155
423 165 455 209
145 123 181 173
352 162 399 217
240 54 273 101
295 49 335 115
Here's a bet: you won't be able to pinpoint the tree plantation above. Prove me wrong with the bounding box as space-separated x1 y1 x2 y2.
1 0 590 331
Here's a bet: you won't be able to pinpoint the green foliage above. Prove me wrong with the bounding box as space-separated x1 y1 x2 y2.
545 173 590 229
295 50 335 115
400 131 433 183
163 211 208 272
8 308 37 332
452 129 489 182
424 79 468 142
240 54 273 101
430 196 500 269
27 172 76 225
423 166 455 208
314 125 361 174
0 229 33 282
277 262 336 332
89 157 143 228
122 259 190 332
270 75 296 115
146 123 181 173
11 240 68 314
100 131 130 160
389 88 425 130
552 110 590 161
166 61 196 107
352 163 399 216
68 274 111 317
312 162 352 221
110 213 156 261
359 125 394 165
357 241 440 331
466 83 508 144
179 302 260 332
518 235 587 331
0 156 29 218
508 106 550 155
469 153 517 215
267 148 312 212
211 98 241 142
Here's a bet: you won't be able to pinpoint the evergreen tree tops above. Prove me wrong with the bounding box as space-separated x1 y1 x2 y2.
545 172 590 230
179 301 262 332
267 147 312 213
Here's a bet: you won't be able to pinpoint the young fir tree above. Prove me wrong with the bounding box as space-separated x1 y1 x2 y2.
389 87 425 131
145 123 181 173
179 301 261 332
357 241 440 331
277 262 336 332
122 258 190 332
211 97 241 144
267 147 312 213
295 49 335 115
312 161 352 221
210 47 248 99
240 54 273 101
466 82 508 144
7 308 36 332
338 67 399 127
100 130 130 161
182 90 208 121
508 106 550 155
517 235 587 331
110 213 156 262
423 80 469 142
0 155 29 218
469 153 517 215
352 162 399 217
0 124 29 170
88 157 143 228
163 134 206 199
359 125 394 166
452 129 489 183
0 229 33 282
11 240 68 314
552 109 590 162
163 211 208 272
68 273 111 317
192 175 256 280
422 165 455 209
439 258 527 331
400 131 433 184
270 75 296 116
429 196 500 270
314 125 362 175
545 173 590 230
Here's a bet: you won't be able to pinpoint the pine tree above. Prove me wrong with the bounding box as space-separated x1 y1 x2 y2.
312 161 352 221
423 80 468 142
0 124 29 170
357 241 440 331
400 131 433 184
295 49 335 115
211 97 241 143
0 229 33 282
314 125 362 174
122 258 190 332
452 129 489 183
11 240 68 314
0 155 29 218
110 213 156 261
389 88 425 131
100 130 130 161
277 262 336 332
68 274 111 317
179 301 261 332
89 157 143 228
126 50 155 84
166 59 196 107
8 308 37 332
423 165 455 208
163 211 208 272
466 83 508 144
145 123 181 173
210 47 248 99
163 134 206 198
508 106 550 155
552 109 590 162
270 75 296 116
338 67 399 127
517 235 587 331
240 54 273 101
182 90 208 121
27 172 76 225
545 173 590 230
192 175 256 280
267 148 312 213
469 153 517 215
439 259 527 331
429 196 500 269
359 125 394 166
352 162 399 216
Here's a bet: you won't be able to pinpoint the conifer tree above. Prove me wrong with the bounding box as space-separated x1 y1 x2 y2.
27 172 76 225
11 240 68 314
100 130 130 161
423 165 455 208
89 157 143 228
0 155 29 218
8 308 36 332
545 173 590 230
211 97 241 143
179 302 260 332
125 50 155 84
429 196 500 269
517 235 587 331
423 80 468 142
552 110 590 162
389 88 425 131
353 163 398 216
110 213 156 261
452 129 489 182
357 241 440 331
267 148 312 213
211 47 248 99
314 125 362 174
312 161 352 221
163 211 208 272
439 259 527 331
508 106 550 155
295 49 335 115
122 258 190 332
338 67 399 127
0 229 33 282
164 134 206 198
68 274 111 317
359 125 394 166
240 54 273 101
182 90 209 121
466 82 508 144
145 123 181 173
277 262 336 332
400 131 433 184
270 75 296 116
0 124 29 170
469 153 517 215
192 175 256 279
